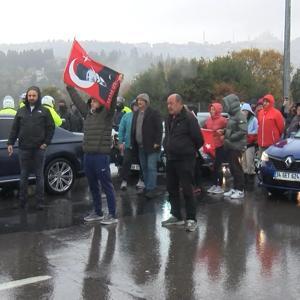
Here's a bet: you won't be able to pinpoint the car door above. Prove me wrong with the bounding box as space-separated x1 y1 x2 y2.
0 117 20 181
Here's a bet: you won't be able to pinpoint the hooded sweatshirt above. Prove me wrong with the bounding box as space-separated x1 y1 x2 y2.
222 94 247 151
241 103 258 146
204 102 227 148
257 94 285 147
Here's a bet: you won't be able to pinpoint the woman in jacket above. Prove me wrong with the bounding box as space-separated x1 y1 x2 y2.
203 103 227 194
241 103 258 179
257 94 285 157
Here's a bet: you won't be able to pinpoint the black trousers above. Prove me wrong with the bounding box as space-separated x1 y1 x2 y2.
227 150 245 191
19 148 45 204
166 159 196 221
120 148 143 182
213 146 225 186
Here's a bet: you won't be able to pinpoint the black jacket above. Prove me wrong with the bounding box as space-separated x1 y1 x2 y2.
8 101 55 149
163 107 203 160
131 106 162 154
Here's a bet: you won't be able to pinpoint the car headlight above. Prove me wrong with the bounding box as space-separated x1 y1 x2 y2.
261 151 269 162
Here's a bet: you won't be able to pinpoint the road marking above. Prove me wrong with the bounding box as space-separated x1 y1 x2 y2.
0 276 51 291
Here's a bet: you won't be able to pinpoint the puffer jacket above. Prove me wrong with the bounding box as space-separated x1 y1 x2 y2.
203 102 227 148
66 86 117 154
222 94 247 151
8 97 55 149
257 94 285 147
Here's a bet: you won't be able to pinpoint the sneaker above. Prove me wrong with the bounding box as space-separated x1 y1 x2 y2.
212 186 224 194
161 216 185 227
120 180 127 191
185 219 197 232
100 215 118 225
84 212 104 222
207 185 217 193
224 189 236 197
230 190 245 199
136 179 145 189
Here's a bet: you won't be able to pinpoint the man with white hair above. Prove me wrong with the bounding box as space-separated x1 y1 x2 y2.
0 95 17 116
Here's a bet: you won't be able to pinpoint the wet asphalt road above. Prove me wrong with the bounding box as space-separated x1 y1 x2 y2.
1 173 300 299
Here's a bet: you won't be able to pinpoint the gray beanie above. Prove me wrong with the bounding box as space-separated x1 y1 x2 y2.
136 93 150 104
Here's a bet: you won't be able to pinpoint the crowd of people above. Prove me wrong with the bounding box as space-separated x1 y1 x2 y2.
2 85 299 232
0 93 83 132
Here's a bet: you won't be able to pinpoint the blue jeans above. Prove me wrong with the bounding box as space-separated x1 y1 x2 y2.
138 148 159 191
84 153 116 217
19 148 46 204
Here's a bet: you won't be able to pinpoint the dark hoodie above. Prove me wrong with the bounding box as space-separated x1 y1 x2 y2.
222 94 247 151
204 102 227 148
8 86 55 149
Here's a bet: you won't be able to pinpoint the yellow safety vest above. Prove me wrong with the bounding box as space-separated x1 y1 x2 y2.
43 105 63 127
0 108 17 116
122 106 132 113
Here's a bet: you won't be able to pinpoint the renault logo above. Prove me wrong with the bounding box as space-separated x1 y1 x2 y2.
285 156 293 168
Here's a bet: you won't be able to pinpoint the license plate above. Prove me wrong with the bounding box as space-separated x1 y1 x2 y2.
273 171 300 182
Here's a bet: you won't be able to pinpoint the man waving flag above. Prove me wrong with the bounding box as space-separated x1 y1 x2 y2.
63 39 122 109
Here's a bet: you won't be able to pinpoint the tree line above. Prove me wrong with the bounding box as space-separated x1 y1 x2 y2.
124 48 300 113
0 47 300 112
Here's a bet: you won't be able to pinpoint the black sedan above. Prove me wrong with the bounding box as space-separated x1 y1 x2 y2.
0 115 84 195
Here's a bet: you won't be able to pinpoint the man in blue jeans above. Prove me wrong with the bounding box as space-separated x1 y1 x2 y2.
67 85 119 224
7 86 55 210
131 93 162 199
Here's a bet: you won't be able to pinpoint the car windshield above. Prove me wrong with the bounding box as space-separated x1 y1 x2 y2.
294 129 300 138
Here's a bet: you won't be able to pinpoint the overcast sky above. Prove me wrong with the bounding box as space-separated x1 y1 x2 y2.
1 0 299 44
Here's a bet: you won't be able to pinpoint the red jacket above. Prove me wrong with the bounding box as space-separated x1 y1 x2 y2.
204 103 228 148
257 94 285 147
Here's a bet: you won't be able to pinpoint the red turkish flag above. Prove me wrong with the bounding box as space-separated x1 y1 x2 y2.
201 128 215 158
63 40 122 109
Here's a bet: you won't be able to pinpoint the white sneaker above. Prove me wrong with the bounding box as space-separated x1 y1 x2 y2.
84 212 104 222
231 190 244 199
212 186 224 194
161 216 185 227
224 189 236 197
120 180 127 190
185 220 197 232
136 179 145 189
100 215 118 225
207 185 217 193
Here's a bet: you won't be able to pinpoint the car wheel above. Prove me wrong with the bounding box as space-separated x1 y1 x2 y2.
45 158 75 194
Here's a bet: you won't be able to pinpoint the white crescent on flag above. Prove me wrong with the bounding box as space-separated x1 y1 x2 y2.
69 59 95 89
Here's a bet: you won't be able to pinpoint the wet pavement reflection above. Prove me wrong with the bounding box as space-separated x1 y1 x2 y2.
1 175 300 299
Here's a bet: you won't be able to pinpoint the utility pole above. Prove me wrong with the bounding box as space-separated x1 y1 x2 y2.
283 0 291 103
